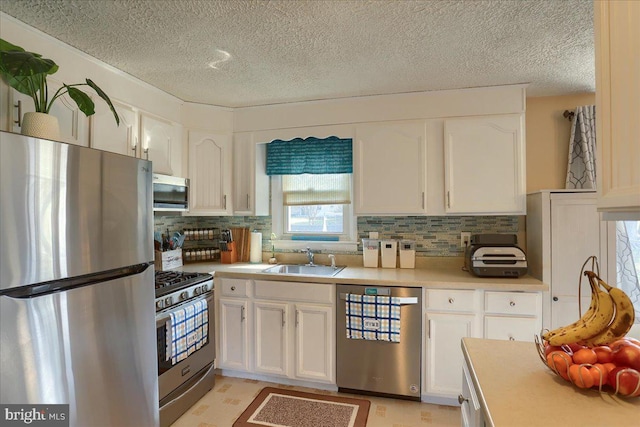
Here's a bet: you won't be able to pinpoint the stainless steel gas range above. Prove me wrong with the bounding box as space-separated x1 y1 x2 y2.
155 270 215 427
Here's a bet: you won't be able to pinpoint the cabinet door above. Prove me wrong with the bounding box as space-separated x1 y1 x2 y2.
444 115 525 214
294 304 334 383
140 114 180 175
426 312 476 397
354 121 427 214
549 196 604 330
90 100 138 156
233 133 269 216
254 301 288 377
595 1 640 213
188 130 232 215
11 81 89 146
218 298 250 372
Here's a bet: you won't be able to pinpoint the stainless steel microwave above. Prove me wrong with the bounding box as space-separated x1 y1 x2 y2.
153 174 189 212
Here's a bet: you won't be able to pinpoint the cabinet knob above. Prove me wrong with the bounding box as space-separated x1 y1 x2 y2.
509 336 515 341
231 286 236 291
553 296 559 302
509 301 516 307
457 394 468 405
448 298 454 304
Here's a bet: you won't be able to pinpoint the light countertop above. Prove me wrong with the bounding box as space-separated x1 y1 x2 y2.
174 257 548 291
461 337 640 427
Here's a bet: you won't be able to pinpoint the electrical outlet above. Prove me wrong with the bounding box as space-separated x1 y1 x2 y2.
460 232 471 247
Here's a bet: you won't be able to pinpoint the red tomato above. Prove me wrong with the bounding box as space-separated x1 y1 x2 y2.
593 346 614 363
573 348 598 365
608 367 640 397
612 343 640 371
544 344 564 357
547 351 573 381
569 364 595 389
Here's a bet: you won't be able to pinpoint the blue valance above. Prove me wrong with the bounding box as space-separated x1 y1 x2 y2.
266 136 353 175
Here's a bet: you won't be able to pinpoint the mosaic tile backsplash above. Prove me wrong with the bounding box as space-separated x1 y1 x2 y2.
154 214 520 257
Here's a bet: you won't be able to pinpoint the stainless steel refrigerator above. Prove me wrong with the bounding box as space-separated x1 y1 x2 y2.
0 131 159 426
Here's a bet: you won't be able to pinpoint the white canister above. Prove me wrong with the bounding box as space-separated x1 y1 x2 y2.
250 231 263 263
399 240 416 269
380 240 397 268
362 239 379 268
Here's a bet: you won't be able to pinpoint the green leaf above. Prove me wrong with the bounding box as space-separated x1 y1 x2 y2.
86 79 119 126
66 86 95 116
0 38 25 52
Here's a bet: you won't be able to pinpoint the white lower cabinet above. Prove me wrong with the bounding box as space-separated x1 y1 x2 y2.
217 278 335 386
218 298 250 372
294 304 334 382
423 288 542 404
425 289 480 400
254 301 289 376
460 361 484 427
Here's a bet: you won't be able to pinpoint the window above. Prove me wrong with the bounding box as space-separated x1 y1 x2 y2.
282 173 351 235
266 136 356 248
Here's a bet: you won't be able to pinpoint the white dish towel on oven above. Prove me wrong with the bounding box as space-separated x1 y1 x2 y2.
167 299 209 365
345 293 401 342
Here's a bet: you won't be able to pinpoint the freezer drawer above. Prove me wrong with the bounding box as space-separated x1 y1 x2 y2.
336 284 422 399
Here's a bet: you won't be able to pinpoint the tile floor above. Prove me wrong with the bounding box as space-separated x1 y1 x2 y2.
171 375 461 427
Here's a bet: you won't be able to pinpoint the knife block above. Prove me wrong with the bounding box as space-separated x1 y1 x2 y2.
221 241 238 264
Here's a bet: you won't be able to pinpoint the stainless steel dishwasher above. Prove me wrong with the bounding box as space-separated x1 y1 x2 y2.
336 284 422 400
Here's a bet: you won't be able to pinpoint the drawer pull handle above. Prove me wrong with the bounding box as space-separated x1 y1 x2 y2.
509 301 515 307
458 394 468 405
448 298 454 304
231 286 236 291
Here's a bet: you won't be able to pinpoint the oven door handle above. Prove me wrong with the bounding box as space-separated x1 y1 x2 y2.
156 294 213 327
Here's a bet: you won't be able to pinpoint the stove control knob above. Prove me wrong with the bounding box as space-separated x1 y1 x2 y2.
180 291 189 300
156 300 164 310
201 284 209 293
194 287 201 296
164 296 173 306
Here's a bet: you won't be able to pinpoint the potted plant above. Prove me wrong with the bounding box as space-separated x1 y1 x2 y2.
0 38 120 140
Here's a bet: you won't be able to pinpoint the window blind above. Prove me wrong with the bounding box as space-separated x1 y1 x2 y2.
282 174 351 206
266 136 353 175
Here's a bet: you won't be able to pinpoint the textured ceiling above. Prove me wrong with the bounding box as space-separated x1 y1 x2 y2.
0 0 594 108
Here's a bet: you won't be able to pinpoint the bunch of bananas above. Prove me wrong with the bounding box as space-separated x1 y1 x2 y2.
542 271 635 347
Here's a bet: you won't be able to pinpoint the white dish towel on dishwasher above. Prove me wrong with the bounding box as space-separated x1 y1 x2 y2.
345 293 401 342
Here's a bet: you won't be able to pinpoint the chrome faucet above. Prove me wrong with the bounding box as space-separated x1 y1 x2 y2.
303 247 315 265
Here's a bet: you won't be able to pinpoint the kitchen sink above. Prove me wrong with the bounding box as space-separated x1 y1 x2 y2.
261 264 345 277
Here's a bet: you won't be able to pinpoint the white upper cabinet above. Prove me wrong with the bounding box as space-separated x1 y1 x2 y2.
595 1 640 216
444 114 525 214
354 120 427 215
11 79 89 146
90 100 138 156
233 133 269 216
140 113 182 176
188 130 232 215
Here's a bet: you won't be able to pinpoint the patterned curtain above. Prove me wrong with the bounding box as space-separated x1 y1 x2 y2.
565 105 597 189
266 136 353 175
617 221 640 323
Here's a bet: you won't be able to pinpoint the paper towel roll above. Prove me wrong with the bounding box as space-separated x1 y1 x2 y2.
250 231 262 263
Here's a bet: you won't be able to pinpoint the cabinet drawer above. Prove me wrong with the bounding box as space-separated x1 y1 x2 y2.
219 278 251 297
484 316 539 342
485 291 539 316
426 289 476 312
254 280 334 304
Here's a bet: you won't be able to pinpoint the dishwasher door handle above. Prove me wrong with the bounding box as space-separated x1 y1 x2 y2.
339 293 418 305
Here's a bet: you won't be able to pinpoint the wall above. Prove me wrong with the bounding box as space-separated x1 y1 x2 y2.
526 93 596 193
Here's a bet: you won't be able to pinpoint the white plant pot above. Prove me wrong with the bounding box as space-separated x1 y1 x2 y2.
21 112 61 140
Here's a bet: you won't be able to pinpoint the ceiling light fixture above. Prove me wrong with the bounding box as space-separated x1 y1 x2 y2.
208 49 232 69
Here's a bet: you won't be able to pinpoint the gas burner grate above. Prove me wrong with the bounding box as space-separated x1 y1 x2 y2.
154 271 211 297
